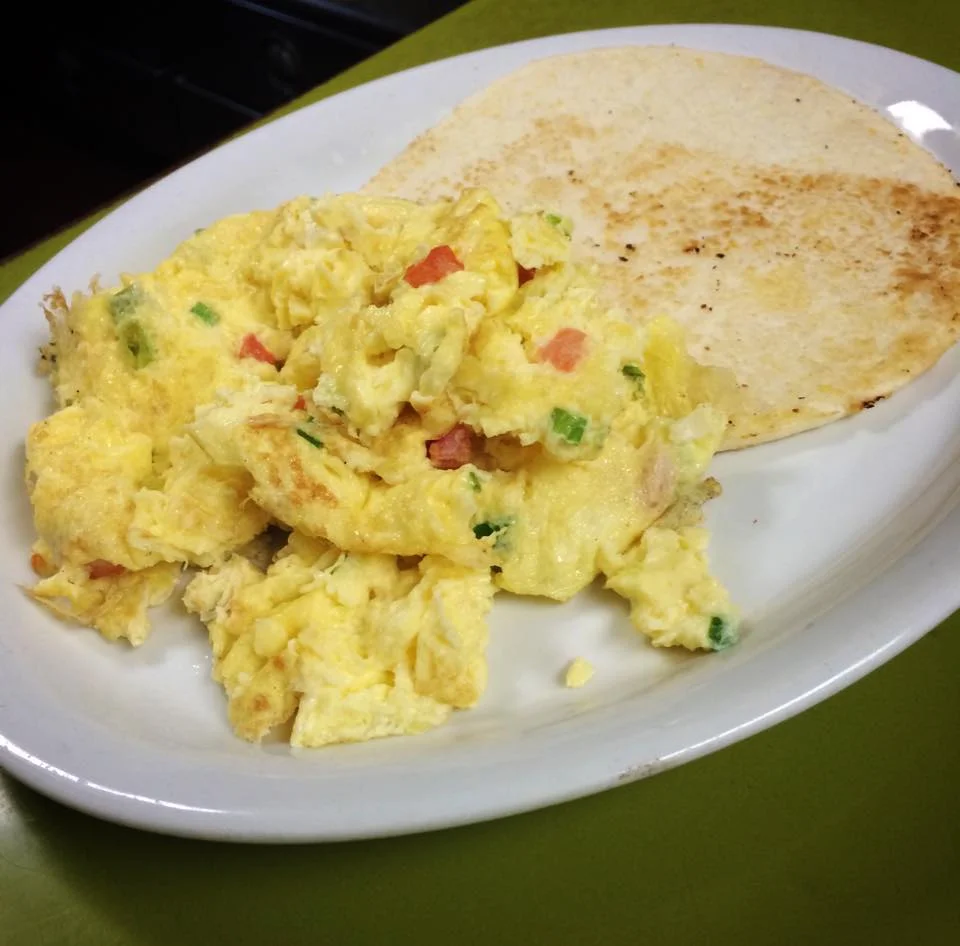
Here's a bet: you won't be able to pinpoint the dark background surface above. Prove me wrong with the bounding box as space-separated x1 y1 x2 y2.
2 1 465 261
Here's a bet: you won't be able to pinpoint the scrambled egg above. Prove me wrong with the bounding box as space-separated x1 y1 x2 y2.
183 532 493 746
24 188 739 747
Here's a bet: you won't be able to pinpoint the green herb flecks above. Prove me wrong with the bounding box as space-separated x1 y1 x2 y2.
473 516 513 541
296 428 323 449
190 301 220 325
621 363 645 387
108 284 143 322
550 407 588 445
467 470 482 492
708 615 737 651
119 320 154 368
544 212 572 238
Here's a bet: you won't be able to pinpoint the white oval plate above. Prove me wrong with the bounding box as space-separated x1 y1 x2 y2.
2 24 959 842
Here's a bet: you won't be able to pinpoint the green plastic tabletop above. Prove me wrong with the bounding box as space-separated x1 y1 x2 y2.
2 2 958 944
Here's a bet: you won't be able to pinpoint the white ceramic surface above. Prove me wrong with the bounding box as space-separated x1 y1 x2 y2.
1 24 958 842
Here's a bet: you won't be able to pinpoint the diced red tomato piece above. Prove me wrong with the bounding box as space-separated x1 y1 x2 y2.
517 264 537 286
293 395 306 411
87 560 127 580
239 333 278 365
426 424 474 470
537 328 588 372
30 553 53 577
404 245 464 288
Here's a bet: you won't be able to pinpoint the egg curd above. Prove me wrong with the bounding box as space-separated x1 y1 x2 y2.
24 188 738 747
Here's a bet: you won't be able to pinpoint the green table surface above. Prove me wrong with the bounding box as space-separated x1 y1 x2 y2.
3 2 958 943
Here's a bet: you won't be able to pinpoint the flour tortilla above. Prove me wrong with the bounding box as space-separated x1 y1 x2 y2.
365 47 960 449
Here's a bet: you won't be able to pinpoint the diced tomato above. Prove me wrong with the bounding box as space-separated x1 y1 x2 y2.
87 560 127 580
30 553 53 577
537 328 588 372
239 333 278 365
517 264 537 286
404 245 464 288
426 424 474 470
293 395 306 411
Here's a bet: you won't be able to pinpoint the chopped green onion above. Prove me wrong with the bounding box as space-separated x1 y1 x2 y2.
190 302 219 325
119 320 154 368
543 212 572 237
296 428 323 449
622 364 645 395
108 285 142 322
708 615 737 650
473 517 512 540
330 406 345 417
550 407 587 445
467 471 482 492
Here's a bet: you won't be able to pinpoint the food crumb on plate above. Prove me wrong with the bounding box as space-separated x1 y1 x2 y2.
563 656 595 688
